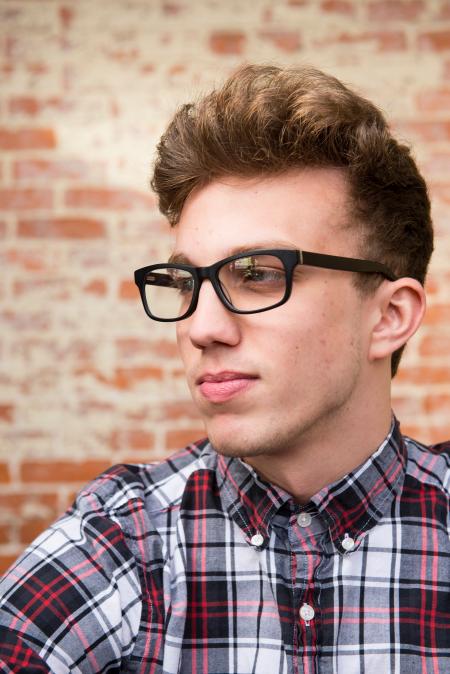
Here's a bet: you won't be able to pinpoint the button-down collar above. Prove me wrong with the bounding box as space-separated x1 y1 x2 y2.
215 416 406 554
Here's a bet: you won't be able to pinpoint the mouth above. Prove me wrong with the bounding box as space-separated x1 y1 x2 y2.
196 371 258 403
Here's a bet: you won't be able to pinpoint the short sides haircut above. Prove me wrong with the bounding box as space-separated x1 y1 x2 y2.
151 64 433 376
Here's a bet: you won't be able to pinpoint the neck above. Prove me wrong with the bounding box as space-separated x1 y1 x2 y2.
245 397 393 504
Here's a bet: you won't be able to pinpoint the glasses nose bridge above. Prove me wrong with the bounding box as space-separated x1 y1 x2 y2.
194 262 228 309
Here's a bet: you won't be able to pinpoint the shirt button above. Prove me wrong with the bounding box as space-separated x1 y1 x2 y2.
342 534 355 551
297 512 312 527
250 533 264 547
299 603 315 622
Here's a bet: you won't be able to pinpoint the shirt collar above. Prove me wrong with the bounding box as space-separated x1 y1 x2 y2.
211 416 407 553
215 452 291 547
311 416 406 552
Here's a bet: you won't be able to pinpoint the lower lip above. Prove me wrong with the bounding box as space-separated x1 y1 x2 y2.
198 378 256 403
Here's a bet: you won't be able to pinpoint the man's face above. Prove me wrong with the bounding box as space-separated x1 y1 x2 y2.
174 169 375 458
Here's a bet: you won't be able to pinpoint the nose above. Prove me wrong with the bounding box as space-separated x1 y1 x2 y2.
181 280 241 350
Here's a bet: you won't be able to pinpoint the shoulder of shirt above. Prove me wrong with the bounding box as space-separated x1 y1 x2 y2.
403 434 450 494
73 437 216 519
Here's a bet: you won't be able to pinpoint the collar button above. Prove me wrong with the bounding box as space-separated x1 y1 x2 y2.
342 534 355 552
250 533 264 547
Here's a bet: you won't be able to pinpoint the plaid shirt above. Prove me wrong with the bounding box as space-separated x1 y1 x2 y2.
1 418 449 673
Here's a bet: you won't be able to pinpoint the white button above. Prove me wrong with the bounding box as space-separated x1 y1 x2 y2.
297 512 312 527
250 533 264 547
299 603 315 622
342 534 355 551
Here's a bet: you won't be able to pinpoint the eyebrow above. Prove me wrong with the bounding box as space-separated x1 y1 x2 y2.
167 241 297 266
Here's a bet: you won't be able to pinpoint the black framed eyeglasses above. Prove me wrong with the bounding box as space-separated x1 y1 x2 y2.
134 248 398 322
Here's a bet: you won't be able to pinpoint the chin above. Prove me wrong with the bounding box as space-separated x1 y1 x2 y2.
205 418 288 459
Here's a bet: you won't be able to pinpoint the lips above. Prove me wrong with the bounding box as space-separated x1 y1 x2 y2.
196 371 257 403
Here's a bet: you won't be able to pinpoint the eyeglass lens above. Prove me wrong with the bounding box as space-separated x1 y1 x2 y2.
143 254 288 320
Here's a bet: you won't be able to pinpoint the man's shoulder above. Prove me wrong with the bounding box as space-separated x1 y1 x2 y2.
75 437 216 519
403 433 450 493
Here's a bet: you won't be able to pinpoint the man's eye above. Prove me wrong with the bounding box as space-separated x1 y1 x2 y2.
174 277 194 294
241 267 284 283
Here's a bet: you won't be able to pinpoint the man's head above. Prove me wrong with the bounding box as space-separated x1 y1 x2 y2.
152 64 433 377
145 64 432 460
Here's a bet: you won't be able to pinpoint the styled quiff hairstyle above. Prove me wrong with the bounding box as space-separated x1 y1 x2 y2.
151 64 433 376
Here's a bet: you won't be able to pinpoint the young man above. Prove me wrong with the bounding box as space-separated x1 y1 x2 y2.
1 65 449 673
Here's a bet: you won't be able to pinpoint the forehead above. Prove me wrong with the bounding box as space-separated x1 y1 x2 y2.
173 169 355 265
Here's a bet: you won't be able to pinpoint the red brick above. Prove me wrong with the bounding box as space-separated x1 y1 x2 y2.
0 523 11 545
20 517 56 544
0 128 56 150
108 429 155 451
0 555 17 575
0 189 52 210
401 424 449 444
429 182 450 203
5 248 47 271
423 304 450 325
209 31 246 55
59 6 74 30
119 280 138 299
367 0 424 20
396 366 450 384
162 2 184 14
321 31 407 51
419 334 450 358
18 217 105 239
416 87 450 111
439 1 450 19
27 63 48 76
158 401 201 421
0 492 58 511
65 188 155 210
83 279 107 295
391 395 423 419
165 428 206 450
395 120 450 142
259 30 302 52
0 404 14 423
8 97 70 116
418 29 450 51
105 48 140 63
0 464 10 483
14 159 101 181
424 393 450 415
115 337 179 360
321 0 355 14
74 365 163 389
20 460 111 483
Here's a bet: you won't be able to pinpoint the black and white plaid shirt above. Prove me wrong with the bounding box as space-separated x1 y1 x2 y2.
0 418 449 673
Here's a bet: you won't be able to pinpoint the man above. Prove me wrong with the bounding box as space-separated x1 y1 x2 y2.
0 64 449 673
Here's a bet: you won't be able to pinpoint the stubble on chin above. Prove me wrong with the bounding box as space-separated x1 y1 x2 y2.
205 421 300 459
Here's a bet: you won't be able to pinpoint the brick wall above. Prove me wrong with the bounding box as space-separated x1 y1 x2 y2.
1 0 450 573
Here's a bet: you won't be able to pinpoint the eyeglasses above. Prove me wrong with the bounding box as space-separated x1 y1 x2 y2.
134 248 398 322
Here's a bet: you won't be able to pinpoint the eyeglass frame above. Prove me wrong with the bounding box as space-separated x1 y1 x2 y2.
134 248 399 323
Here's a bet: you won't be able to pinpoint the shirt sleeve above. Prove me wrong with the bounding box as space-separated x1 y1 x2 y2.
0 494 143 673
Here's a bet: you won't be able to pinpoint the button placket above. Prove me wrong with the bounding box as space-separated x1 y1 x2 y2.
299 602 315 626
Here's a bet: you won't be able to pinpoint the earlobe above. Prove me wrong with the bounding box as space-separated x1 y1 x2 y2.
368 279 426 363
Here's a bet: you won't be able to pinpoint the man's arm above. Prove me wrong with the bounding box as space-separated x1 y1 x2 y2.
0 491 143 673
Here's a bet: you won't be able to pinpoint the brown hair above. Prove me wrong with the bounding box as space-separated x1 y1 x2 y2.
151 64 433 376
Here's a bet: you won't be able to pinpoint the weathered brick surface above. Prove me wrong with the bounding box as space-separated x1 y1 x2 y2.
1 0 450 573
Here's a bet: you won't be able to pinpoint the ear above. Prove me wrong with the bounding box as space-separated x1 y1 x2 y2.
368 278 426 363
